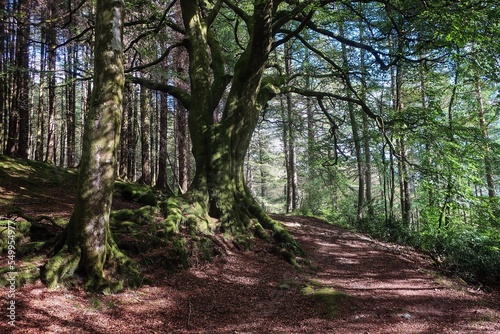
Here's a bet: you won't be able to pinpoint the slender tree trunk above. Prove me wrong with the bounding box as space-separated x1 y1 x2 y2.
176 100 189 193
139 84 151 185
340 23 364 221
155 91 169 190
118 83 130 179
44 0 139 291
66 44 77 167
283 42 298 212
35 27 47 161
15 0 31 158
392 58 411 224
0 0 5 152
473 68 495 197
359 22 373 217
127 85 138 180
45 4 57 163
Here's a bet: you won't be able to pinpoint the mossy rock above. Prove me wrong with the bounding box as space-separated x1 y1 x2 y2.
111 206 158 226
0 219 31 253
118 183 157 206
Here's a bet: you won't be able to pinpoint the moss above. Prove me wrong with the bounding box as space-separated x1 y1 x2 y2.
118 182 157 206
0 255 43 287
300 280 350 319
0 219 32 253
253 221 272 242
111 206 158 226
43 246 82 289
165 237 189 271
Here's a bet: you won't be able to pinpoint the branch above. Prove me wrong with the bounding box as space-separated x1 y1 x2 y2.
305 20 393 70
125 42 184 73
223 0 251 27
272 10 314 50
126 75 191 110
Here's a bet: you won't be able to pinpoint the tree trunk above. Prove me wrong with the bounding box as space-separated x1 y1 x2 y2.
155 91 170 190
44 0 139 291
118 83 130 179
176 100 189 193
66 44 77 167
16 0 31 159
473 67 495 197
283 43 298 213
359 19 373 217
45 4 57 163
392 58 411 224
340 23 364 221
127 85 138 180
160 0 301 253
139 84 151 185
35 27 47 161
0 0 5 153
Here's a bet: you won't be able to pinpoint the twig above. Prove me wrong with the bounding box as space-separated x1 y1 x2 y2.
186 298 193 329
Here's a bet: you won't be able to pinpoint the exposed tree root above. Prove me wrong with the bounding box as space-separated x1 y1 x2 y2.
43 228 142 292
159 190 305 266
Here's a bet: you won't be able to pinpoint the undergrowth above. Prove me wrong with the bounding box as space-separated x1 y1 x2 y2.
350 217 500 288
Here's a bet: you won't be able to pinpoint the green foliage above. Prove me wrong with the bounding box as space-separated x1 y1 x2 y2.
417 224 500 284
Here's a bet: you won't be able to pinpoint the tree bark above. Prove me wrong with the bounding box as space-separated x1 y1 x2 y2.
340 23 364 222
15 0 31 159
45 2 57 163
160 0 301 252
66 44 77 167
44 0 139 291
473 67 495 197
139 84 151 185
0 0 5 153
155 91 169 190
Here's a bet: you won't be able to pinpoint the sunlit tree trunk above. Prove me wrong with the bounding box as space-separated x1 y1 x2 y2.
44 0 139 290
283 42 298 213
473 66 495 197
340 23 364 221
45 2 57 163
359 15 373 217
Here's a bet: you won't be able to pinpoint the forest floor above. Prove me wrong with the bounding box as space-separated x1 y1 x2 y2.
1 156 500 334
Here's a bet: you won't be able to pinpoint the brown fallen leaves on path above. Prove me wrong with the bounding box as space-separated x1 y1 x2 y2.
3 215 500 334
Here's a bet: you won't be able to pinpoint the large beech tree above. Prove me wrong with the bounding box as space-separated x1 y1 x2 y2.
130 0 311 249
43 0 139 290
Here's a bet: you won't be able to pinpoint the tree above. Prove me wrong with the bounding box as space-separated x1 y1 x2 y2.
44 0 139 290
130 1 305 252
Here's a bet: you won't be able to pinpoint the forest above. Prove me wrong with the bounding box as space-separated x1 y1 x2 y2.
1 0 500 333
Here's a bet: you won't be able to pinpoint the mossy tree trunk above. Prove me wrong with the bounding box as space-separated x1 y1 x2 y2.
44 0 138 290
128 1 303 254
167 0 299 249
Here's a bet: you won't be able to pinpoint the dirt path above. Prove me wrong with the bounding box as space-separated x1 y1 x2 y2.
3 215 500 333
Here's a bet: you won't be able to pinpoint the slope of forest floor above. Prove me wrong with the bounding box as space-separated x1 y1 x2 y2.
1 155 500 333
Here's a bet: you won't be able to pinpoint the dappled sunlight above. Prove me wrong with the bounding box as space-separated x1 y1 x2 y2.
4 214 500 333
